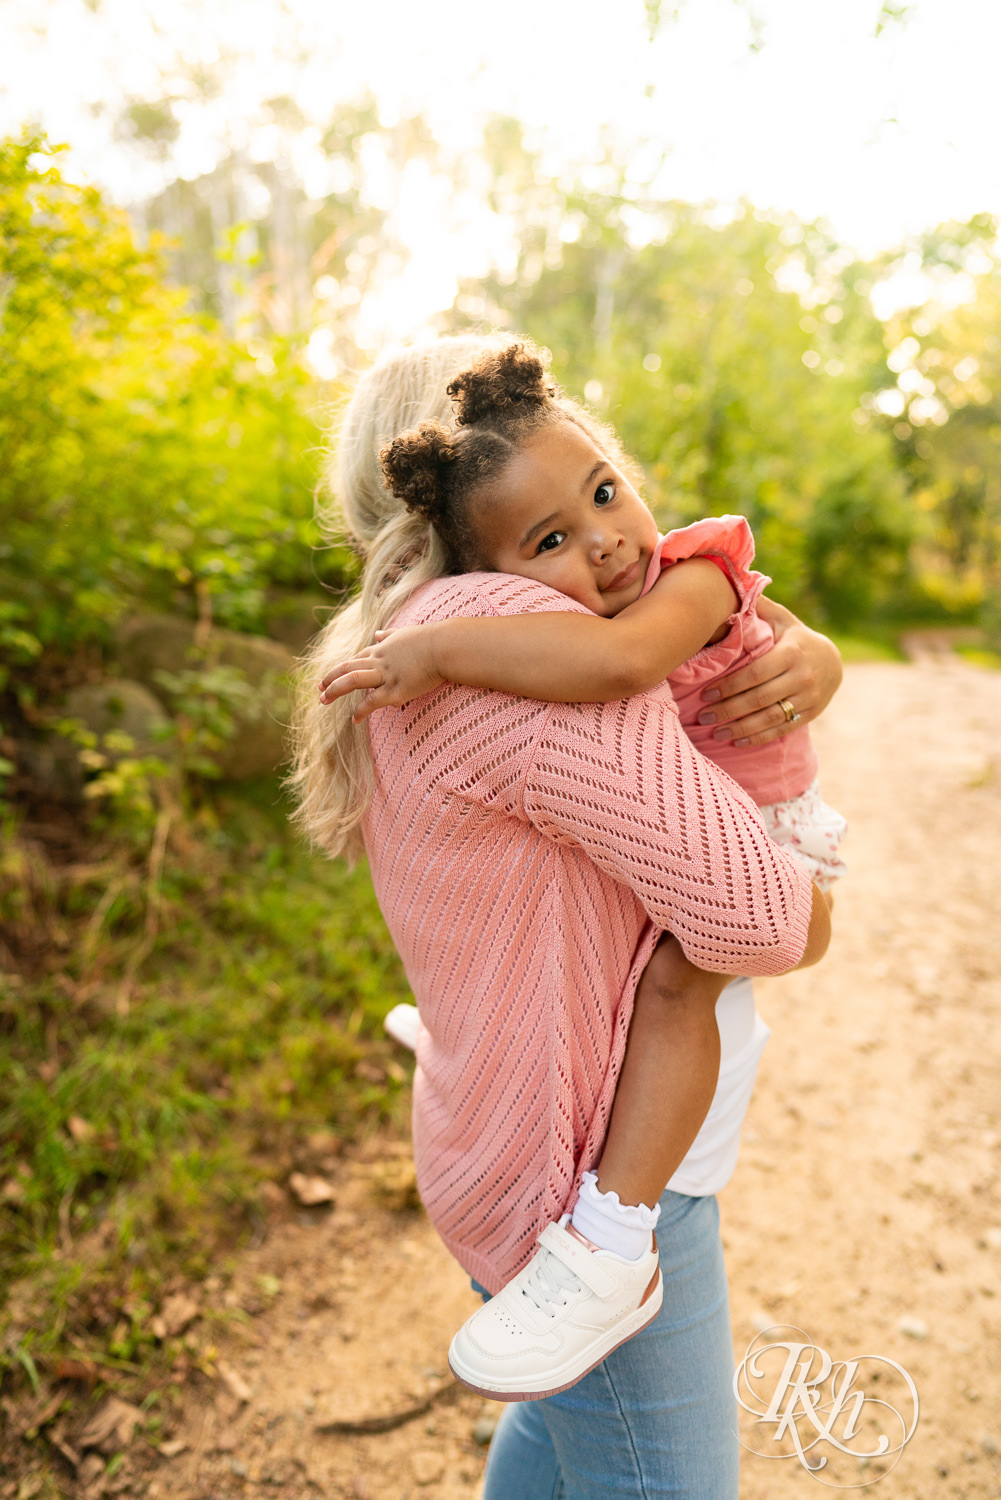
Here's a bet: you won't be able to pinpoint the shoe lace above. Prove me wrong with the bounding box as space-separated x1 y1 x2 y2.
520 1247 582 1317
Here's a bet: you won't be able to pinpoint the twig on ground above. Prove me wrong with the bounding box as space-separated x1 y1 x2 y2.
313 1379 461 1435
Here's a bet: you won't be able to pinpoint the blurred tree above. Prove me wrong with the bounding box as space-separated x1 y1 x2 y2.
452 155 912 624
132 93 440 373
876 216 1001 636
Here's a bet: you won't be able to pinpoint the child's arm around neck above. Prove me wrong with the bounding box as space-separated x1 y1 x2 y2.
319 558 737 721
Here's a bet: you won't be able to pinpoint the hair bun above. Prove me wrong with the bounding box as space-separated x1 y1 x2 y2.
379 421 456 525
447 340 555 426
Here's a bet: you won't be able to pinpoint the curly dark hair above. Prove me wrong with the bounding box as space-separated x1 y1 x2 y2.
379 338 639 573
447 340 556 426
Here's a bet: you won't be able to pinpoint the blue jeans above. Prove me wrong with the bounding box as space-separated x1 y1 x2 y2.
477 1191 738 1500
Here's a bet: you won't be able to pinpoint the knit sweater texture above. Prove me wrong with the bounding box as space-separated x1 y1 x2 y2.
362 572 814 1293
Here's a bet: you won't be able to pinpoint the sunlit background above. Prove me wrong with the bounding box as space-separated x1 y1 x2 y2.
5 0 1001 347
4 0 1001 623
4 0 1001 646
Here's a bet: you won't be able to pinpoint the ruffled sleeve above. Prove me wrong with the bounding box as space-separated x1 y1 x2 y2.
657 514 763 606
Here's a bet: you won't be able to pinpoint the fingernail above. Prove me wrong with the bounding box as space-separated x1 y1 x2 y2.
701 688 721 703
712 727 733 741
734 737 750 747
697 710 716 726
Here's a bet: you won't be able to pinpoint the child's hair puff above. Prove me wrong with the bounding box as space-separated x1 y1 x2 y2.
448 341 556 426
380 339 595 571
380 421 458 530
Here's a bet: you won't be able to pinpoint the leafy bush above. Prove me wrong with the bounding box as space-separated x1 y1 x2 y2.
0 133 350 705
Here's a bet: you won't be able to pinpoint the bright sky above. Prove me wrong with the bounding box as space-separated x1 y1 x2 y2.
3 0 1000 340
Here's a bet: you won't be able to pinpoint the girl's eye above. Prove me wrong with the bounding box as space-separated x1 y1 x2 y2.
595 481 616 506
537 530 566 553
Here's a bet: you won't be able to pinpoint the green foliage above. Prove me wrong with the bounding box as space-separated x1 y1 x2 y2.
460 192 915 624
56 715 171 843
0 133 343 701
0 788 413 1365
876 217 1001 639
151 663 257 781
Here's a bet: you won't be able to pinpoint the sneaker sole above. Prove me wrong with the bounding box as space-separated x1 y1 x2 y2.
447 1269 663 1402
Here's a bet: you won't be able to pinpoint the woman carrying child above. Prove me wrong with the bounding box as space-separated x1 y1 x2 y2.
293 335 842 1498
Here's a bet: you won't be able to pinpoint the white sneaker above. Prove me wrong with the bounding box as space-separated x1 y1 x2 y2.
384 1002 420 1051
448 1218 662 1401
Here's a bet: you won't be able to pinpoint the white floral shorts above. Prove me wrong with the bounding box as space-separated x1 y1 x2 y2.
759 777 847 893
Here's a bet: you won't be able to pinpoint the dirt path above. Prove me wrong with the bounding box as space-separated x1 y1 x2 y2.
149 660 1001 1500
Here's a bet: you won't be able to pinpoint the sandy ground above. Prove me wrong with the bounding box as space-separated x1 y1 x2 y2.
55 660 1001 1499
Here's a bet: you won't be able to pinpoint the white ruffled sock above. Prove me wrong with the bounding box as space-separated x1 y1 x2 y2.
570 1170 660 1261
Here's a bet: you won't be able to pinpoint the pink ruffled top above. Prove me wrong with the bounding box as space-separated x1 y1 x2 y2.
362 571 814 1293
651 515 818 806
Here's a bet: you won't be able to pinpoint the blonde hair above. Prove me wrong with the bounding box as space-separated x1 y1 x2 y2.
288 334 508 860
289 332 644 862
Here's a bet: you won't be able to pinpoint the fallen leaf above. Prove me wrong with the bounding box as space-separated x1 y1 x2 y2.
157 1291 200 1336
78 1396 143 1454
288 1172 335 1207
55 1358 101 1387
217 1360 252 1403
78 1453 105 1486
67 1115 94 1144
157 1438 188 1458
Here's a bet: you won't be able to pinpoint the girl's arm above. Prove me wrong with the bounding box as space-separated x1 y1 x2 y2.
320 558 735 721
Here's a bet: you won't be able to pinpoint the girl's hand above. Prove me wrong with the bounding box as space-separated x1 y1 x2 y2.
696 598 843 747
318 625 446 723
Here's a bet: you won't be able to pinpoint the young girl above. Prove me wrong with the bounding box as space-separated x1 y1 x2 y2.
318 339 842 1401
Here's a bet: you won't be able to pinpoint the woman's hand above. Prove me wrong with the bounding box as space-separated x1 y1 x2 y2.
696 597 843 747
318 625 446 723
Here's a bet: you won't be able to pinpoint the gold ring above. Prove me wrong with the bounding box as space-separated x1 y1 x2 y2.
778 698 800 724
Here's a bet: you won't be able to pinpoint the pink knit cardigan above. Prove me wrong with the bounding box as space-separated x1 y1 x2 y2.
363 572 814 1293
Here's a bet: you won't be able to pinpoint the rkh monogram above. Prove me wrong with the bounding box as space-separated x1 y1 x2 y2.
734 1325 920 1488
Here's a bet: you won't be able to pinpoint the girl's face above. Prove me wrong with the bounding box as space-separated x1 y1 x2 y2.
477 421 659 618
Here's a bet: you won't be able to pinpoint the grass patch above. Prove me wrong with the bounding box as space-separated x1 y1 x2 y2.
826 629 908 663
0 782 413 1376
955 644 1001 671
